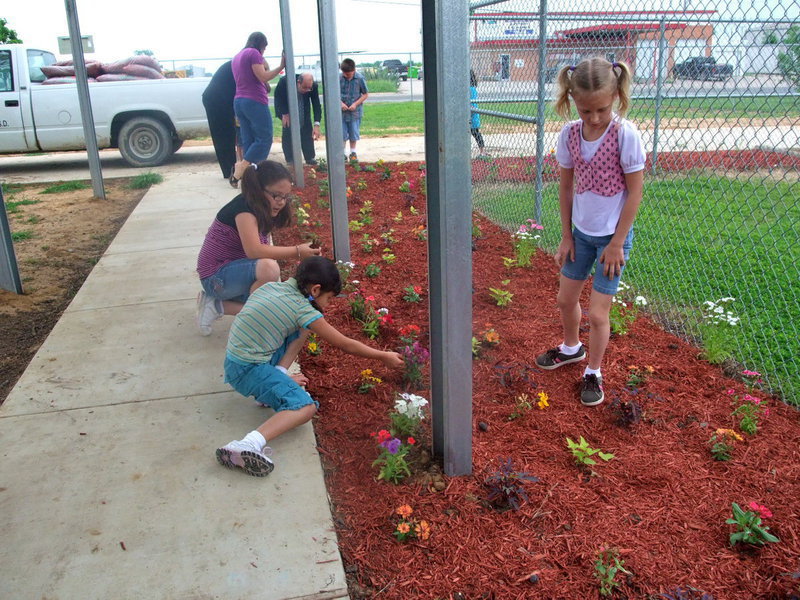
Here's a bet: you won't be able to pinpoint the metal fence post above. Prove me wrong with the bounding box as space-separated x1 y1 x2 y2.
423 0 473 476
317 0 350 262
0 186 23 294
651 17 667 175
533 0 548 225
279 0 304 188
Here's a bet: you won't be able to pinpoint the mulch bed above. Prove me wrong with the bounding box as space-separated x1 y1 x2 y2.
276 159 800 600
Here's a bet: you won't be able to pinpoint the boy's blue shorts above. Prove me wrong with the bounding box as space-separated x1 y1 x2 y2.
223 332 317 412
342 118 361 141
561 227 634 295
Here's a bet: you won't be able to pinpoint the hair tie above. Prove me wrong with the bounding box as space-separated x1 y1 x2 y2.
568 65 576 72
252 163 258 171
612 62 620 69
307 294 315 302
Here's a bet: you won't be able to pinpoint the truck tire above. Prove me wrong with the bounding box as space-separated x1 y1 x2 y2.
171 137 184 154
118 117 172 167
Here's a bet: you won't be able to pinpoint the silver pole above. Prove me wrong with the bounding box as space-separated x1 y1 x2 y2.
422 0 472 476
652 17 667 175
279 0 304 187
317 0 350 262
0 186 23 294
64 0 105 199
533 0 548 225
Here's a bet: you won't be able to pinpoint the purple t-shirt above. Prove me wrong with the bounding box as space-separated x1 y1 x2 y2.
232 47 269 105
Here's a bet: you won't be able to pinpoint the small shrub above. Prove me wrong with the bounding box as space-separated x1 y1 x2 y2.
127 172 164 189
727 502 779 546
566 436 614 467
595 547 630 597
40 181 89 194
484 457 539 511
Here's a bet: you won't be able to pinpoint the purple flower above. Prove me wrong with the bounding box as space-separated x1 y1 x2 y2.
381 437 402 454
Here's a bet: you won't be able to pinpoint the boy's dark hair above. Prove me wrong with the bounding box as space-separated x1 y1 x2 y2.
244 32 268 52
296 257 342 298
340 58 356 72
240 160 293 233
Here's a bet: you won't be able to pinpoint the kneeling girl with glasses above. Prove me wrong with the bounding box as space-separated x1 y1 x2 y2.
196 160 321 335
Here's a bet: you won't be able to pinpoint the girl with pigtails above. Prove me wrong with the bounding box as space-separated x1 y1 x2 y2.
195 160 321 336
534 57 646 407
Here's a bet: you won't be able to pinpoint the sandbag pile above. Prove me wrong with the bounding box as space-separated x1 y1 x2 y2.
40 55 165 84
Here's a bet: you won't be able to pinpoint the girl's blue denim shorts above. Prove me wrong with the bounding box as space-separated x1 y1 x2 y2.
223 332 318 412
561 227 634 295
200 258 258 304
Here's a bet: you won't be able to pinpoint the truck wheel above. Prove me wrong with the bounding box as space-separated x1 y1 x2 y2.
118 117 172 167
171 137 184 154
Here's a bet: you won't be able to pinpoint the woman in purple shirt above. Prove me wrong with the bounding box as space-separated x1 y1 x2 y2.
231 32 286 182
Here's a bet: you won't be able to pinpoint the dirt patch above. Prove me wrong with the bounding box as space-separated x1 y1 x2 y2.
0 179 146 402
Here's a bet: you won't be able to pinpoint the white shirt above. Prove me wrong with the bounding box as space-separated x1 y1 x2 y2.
556 116 646 236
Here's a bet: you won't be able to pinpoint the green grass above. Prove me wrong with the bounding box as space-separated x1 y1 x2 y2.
127 172 164 189
472 175 800 404
4 198 41 213
40 181 89 194
11 230 34 241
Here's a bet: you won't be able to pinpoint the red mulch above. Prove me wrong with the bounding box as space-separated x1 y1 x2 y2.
276 159 800 600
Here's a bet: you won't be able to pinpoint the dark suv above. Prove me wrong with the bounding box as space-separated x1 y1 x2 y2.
673 57 733 81
382 59 409 81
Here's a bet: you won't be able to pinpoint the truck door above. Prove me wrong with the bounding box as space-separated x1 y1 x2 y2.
0 48 32 152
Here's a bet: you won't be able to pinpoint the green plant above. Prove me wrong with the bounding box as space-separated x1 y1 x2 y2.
392 505 431 542
508 393 533 421
365 263 381 278
488 282 513 307
11 230 34 241
697 297 739 363
371 430 412 484
566 436 614 467
4 198 40 213
484 457 540 511
502 256 516 269
412 225 427 240
726 502 779 546
390 392 428 438
398 180 411 193
400 341 429 390
730 394 768 436
40 181 89 194
778 26 800 89
363 164 376 173
380 228 396 246
358 369 382 394
512 220 543 267
348 219 364 232
393 211 404 222
361 233 377 253
626 365 654 388
380 166 392 180
382 249 396 264
402 284 422 303
126 172 163 189
356 178 368 191
594 547 630 597
472 220 483 239
708 428 743 461
315 157 327 171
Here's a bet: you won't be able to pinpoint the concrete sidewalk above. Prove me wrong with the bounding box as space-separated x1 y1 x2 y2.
0 173 348 599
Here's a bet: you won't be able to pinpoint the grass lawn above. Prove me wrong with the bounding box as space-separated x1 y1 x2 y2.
471 174 800 404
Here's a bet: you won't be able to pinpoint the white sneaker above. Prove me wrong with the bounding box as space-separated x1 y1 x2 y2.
196 291 221 336
215 439 274 477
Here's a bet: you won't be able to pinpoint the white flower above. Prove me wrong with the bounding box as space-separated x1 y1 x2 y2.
351 280 360 285
377 307 389 315
634 296 648 306
618 281 630 291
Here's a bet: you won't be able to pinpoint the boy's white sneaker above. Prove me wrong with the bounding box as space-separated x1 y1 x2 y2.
216 439 274 477
196 291 222 336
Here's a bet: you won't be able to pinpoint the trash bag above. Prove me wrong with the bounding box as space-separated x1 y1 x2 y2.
122 64 164 79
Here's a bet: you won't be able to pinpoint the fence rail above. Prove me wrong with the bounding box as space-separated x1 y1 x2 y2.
469 2 800 403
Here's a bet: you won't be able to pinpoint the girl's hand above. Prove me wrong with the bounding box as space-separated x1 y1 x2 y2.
381 351 404 369
554 237 574 268
298 242 321 259
599 243 625 278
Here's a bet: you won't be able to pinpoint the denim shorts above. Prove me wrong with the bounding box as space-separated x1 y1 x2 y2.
561 227 634 295
223 332 318 412
200 258 258 303
342 117 361 141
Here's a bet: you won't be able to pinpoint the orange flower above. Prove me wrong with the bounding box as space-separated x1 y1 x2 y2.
396 522 410 534
415 520 431 540
396 504 413 518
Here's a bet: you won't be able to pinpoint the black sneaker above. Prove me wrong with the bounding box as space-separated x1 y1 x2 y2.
535 345 586 370
579 374 604 406
349 152 358 160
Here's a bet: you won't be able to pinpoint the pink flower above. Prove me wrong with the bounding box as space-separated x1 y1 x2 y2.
747 502 773 519
742 370 761 377
726 389 736 395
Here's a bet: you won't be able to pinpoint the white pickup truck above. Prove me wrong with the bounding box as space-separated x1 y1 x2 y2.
0 45 209 167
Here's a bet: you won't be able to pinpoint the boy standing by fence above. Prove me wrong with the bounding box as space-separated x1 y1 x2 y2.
339 58 369 161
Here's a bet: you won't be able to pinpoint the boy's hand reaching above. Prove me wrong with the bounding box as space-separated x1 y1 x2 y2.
382 351 404 369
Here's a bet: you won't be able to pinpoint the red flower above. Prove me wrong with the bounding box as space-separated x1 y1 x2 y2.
407 437 416 445
376 429 392 443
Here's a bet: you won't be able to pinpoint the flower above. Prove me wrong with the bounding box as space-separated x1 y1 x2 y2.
407 437 416 445
396 522 411 534
634 295 648 306
483 329 500 344
747 502 773 519
715 428 744 442
307 342 318 353
381 437 402 454
414 520 431 540
536 391 549 410
396 504 413 518
742 370 761 378
374 429 392 443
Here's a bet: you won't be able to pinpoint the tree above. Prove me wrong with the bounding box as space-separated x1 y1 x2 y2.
778 25 800 89
0 18 23 44
133 49 154 56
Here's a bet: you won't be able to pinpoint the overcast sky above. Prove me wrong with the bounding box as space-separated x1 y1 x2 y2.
4 0 423 65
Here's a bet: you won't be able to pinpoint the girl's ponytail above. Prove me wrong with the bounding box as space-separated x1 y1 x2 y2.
612 61 632 117
553 65 574 120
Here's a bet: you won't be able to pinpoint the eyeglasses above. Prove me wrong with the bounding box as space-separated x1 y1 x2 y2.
264 190 292 203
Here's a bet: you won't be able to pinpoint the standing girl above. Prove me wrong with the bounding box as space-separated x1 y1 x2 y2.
470 69 489 159
216 256 404 477
231 32 286 183
196 160 320 335
534 57 645 406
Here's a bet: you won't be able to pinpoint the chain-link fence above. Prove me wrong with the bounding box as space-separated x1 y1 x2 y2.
469 2 800 404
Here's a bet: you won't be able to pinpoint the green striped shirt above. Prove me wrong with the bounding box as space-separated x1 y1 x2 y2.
227 278 322 364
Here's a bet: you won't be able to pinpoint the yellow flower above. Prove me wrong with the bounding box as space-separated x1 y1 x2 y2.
415 520 431 540
537 391 549 410
361 369 373 378
396 504 413 518
307 342 318 352
715 428 743 442
303 203 311 209
396 522 410 534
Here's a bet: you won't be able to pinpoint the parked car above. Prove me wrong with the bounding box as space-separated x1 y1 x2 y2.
0 44 208 166
673 57 733 81
382 59 408 81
